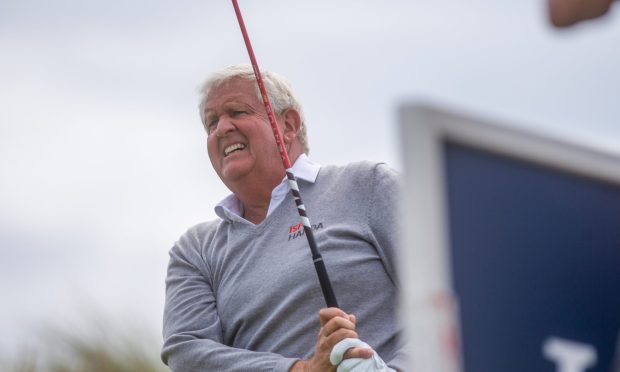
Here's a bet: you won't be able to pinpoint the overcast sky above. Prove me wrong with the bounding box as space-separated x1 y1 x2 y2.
1 0 619 356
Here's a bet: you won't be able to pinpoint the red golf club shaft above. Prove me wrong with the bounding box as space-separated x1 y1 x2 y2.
231 0 339 308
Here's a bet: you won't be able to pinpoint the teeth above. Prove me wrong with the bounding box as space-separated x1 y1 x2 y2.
224 143 246 156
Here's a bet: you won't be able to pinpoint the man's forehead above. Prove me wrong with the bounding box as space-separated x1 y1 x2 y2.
205 79 257 111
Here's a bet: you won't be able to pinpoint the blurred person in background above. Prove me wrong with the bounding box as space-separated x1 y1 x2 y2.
548 0 617 26
161 65 406 371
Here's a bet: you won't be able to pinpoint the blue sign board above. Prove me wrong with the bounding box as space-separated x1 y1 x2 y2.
445 142 620 372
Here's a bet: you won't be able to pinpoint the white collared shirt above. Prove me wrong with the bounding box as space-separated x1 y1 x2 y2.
214 154 321 222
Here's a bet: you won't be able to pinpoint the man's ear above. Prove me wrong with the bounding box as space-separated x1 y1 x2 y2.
281 108 302 144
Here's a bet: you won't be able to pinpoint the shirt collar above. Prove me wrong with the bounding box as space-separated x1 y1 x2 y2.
214 154 320 221
286 153 320 183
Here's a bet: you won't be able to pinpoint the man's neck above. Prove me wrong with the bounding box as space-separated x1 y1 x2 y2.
227 151 303 225
231 173 280 224
242 203 269 225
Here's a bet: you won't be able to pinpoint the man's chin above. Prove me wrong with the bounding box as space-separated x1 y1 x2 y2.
220 162 252 184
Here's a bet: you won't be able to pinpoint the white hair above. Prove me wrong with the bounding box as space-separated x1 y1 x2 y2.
198 65 309 154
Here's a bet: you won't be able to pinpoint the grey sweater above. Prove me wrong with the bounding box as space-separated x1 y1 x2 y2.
162 162 407 371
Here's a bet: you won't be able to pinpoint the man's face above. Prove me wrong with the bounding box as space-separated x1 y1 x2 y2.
204 78 283 187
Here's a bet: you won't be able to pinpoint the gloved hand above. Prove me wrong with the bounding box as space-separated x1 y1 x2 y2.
330 338 396 372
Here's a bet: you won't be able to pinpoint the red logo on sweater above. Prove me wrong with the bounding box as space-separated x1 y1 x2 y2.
287 222 324 241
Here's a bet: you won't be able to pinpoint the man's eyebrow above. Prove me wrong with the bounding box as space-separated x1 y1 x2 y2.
204 99 254 118
207 98 244 109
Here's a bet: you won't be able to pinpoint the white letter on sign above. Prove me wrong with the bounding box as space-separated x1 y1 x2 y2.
543 337 597 372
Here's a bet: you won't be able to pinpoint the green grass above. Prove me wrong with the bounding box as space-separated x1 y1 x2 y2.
2 316 167 372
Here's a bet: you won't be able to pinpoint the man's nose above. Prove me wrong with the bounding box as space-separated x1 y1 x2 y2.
214 116 236 137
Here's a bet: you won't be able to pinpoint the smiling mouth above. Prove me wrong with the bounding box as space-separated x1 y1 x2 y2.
224 143 247 157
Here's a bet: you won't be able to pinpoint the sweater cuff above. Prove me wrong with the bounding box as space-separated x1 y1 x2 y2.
387 354 408 372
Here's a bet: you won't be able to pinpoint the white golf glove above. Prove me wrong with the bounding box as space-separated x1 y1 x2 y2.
330 338 396 372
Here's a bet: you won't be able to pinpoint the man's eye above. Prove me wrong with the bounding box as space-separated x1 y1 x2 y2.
231 110 246 117
206 118 218 134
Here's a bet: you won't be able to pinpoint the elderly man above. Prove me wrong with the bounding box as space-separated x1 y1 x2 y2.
162 65 406 371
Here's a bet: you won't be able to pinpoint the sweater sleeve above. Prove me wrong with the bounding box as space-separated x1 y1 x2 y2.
161 229 299 372
367 163 411 371
367 163 401 287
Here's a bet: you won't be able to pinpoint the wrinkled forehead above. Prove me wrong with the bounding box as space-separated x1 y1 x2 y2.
205 78 259 108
